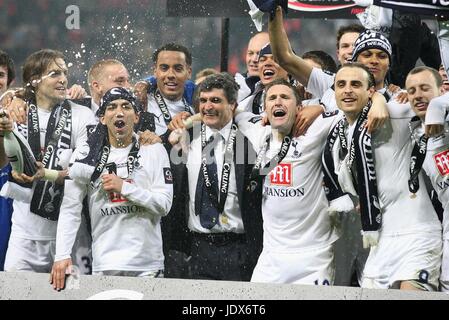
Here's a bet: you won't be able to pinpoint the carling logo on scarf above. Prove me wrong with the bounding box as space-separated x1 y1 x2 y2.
270 163 292 186
30 105 39 134
434 149 449 176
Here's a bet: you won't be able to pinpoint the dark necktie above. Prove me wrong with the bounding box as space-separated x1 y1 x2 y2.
195 133 220 229
252 90 263 115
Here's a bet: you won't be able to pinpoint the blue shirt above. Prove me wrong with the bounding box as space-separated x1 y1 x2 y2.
0 164 13 270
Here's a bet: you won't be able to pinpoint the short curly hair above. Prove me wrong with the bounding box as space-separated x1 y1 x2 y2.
197 72 240 104
0 50 15 87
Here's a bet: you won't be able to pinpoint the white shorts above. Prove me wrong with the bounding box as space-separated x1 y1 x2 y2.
4 234 55 273
251 243 335 285
440 238 449 292
361 232 442 291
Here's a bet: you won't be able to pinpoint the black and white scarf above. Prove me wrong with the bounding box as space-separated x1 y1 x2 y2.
16 99 73 221
408 116 428 196
322 102 381 248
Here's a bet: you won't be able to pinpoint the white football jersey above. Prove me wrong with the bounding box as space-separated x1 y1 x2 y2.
236 112 340 252
423 130 449 238
146 93 194 136
2 102 96 241
56 142 173 272
364 102 441 236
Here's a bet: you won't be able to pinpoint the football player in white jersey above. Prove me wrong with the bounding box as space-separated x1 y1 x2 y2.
410 66 449 291
51 87 173 291
144 43 194 138
235 79 342 285
0 49 96 274
330 63 442 290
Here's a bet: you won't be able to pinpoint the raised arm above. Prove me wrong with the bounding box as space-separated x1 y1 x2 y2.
268 6 313 85
439 20 449 77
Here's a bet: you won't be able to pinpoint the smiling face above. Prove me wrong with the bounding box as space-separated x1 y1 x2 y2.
100 98 139 147
246 32 270 77
154 50 192 101
265 84 298 135
35 58 68 107
406 69 443 120
335 66 375 124
356 49 389 90
337 32 360 65
199 88 235 130
258 54 289 86
95 64 130 97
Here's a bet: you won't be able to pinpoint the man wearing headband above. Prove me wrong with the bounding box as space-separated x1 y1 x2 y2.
51 87 173 290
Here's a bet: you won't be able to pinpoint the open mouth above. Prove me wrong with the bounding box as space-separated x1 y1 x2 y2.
114 120 126 129
273 109 286 118
415 102 428 111
263 70 275 77
342 98 356 103
165 82 178 89
203 111 218 117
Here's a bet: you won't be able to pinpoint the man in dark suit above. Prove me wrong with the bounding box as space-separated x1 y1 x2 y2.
167 73 263 281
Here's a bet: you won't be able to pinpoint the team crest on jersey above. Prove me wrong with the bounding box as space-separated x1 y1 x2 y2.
433 150 449 176
269 163 292 186
291 141 301 158
163 168 173 184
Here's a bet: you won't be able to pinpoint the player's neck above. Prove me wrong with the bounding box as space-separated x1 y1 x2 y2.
36 94 61 112
109 134 133 148
375 80 385 91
